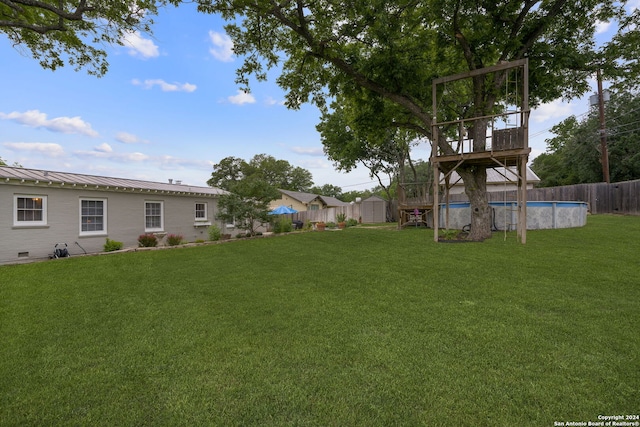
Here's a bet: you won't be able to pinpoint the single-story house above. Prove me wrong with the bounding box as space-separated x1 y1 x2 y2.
443 166 540 194
270 189 349 212
0 166 229 265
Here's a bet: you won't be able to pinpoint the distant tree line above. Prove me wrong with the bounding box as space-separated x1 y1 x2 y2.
532 89 640 187
208 154 387 234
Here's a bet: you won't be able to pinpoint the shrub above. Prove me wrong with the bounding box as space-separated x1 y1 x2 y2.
138 234 158 247
166 234 183 246
326 221 337 228
195 239 205 243
439 229 459 240
236 233 246 239
208 224 221 241
336 212 347 223
346 218 359 227
103 238 123 252
272 217 293 234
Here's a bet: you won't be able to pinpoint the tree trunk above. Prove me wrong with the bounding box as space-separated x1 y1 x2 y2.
457 166 492 241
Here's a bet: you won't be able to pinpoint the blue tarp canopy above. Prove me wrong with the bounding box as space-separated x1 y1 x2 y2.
269 205 298 215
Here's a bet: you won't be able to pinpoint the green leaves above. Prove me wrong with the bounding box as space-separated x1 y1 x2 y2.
209 154 313 234
208 154 313 195
532 88 640 186
0 0 177 76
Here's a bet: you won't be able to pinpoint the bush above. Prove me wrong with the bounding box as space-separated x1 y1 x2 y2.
272 217 293 234
346 218 359 227
208 224 221 241
336 212 347 223
326 221 337 228
166 234 183 246
138 234 158 247
103 238 123 252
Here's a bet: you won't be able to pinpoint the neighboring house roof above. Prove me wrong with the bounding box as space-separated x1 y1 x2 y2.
0 166 228 196
278 189 349 207
318 195 350 207
279 189 319 204
444 166 540 185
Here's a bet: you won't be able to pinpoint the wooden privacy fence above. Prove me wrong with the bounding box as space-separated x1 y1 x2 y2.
293 204 361 225
448 179 640 215
280 179 639 227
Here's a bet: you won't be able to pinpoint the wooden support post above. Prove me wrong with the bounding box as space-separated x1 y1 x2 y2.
444 175 450 230
433 162 440 242
519 155 527 244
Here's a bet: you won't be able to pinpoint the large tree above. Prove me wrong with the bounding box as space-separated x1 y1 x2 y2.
532 89 640 186
207 154 313 192
309 184 343 199
208 154 313 234
0 1 178 76
318 98 422 205
195 0 639 240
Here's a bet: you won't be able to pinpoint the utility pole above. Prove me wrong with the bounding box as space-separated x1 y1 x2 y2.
597 69 610 183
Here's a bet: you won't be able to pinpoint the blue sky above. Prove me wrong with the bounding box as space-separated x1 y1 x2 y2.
0 4 619 191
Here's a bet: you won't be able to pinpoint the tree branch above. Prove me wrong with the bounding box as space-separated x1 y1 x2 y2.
1 0 96 34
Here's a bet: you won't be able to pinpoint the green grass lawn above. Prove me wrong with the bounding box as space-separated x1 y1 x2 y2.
1 215 638 426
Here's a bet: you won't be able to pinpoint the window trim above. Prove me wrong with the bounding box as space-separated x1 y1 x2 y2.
195 202 208 221
13 194 47 227
79 198 107 236
144 201 164 232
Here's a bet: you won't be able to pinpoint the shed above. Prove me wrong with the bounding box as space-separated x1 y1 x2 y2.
361 195 387 223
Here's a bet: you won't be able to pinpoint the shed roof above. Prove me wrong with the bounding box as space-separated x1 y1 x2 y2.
362 195 387 203
0 166 228 196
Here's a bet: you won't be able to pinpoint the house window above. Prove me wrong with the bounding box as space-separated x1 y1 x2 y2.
309 204 319 211
14 195 47 226
80 199 107 235
145 201 163 231
195 202 207 220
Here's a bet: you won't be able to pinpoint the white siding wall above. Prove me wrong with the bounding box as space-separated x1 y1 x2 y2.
0 184 224 264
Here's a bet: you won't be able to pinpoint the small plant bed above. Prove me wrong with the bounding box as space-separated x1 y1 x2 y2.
438 229 471 242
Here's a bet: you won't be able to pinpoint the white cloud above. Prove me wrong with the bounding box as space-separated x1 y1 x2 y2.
126 152 149 162
121 31 159 59
115 131 148 144
0 110 99 137
596 20 612 34
132 79 197 92
208 31 234 62
299 158 332 169
227 90 256 105
158 155 212 170
291 146 324 156
264 96 286 106
95 143 113 153
75 149 149 163
2 142 65 157
530 100 576 123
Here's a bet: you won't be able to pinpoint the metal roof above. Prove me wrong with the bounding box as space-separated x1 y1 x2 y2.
0 166 228 196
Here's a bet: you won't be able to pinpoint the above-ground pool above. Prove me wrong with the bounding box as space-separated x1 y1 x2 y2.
438 201 588 230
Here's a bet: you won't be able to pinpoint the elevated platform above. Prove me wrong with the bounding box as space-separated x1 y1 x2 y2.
432 148 531 169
